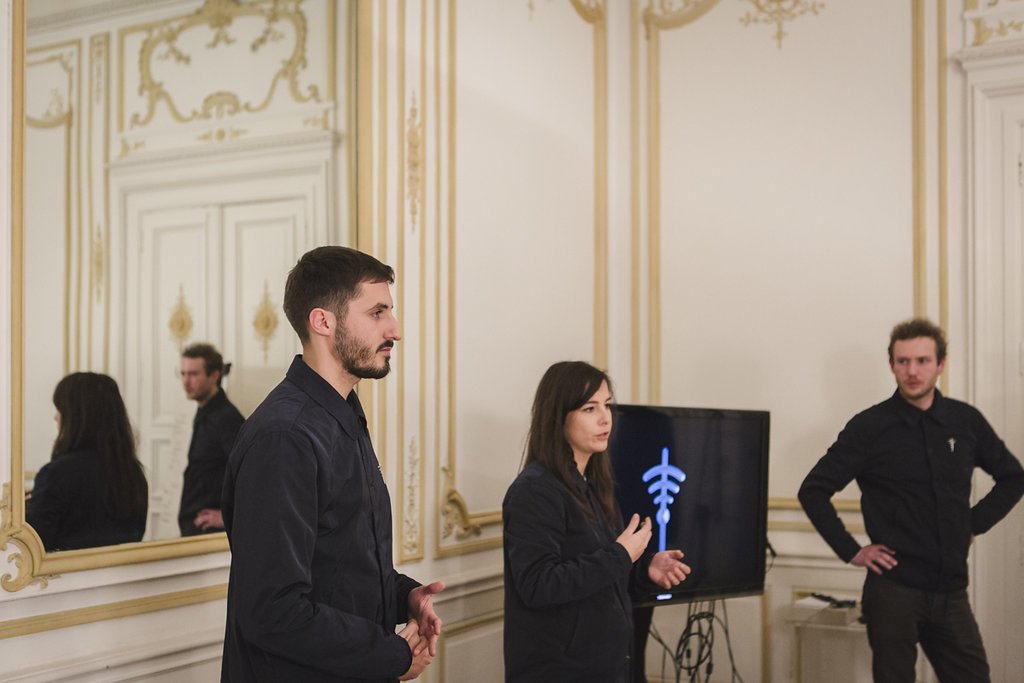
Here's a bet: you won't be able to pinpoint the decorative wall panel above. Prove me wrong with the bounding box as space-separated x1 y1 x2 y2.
116 0 335 159
360 0 608 561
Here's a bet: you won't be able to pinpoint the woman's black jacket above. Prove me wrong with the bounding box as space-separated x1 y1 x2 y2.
503 462 653 682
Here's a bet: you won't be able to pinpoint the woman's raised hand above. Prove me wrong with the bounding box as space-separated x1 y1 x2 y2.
615 513 653 562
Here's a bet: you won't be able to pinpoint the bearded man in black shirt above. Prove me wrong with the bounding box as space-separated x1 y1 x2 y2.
799 317 1024 683
220 246 444 682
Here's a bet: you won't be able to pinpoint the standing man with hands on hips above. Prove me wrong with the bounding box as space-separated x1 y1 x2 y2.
799 318 1024 683
220 246 444 682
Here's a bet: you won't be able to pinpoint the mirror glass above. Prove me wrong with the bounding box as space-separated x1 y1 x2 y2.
13 0 346 571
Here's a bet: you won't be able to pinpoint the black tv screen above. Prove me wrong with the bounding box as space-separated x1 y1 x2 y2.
608 404 770 606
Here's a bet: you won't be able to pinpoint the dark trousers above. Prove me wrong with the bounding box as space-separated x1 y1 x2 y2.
861 572 990 683
632 605 654 683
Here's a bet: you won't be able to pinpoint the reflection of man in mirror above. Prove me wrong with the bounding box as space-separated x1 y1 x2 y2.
178 343 244 537
221 246 445 682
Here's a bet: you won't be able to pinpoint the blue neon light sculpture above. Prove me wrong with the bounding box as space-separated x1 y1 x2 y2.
642 447 686 600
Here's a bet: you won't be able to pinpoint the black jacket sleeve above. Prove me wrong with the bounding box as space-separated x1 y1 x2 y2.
504 476 633 609
970 411 1024 535
798 419 866 563
26 461 63 550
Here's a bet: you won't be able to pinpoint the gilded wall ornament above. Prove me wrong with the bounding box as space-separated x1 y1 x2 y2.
441 488 483 541
530 0 603 22
965 1 1018 9
406 93 422 232
643 0 722 35
26 51 75 128
118 138 146 159
91 229 104 301
440 468 482 541
91 35 106 107
197 126 247 143
252 280 279 363
402 439 421 556
971 16 1024 46
168 284 194 351
1 484 54 592
129 0 320 130
303 109 330 130
740 0 825 49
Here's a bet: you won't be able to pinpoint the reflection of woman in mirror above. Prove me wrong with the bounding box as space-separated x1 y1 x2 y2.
27 372 148 552
502 361 691 682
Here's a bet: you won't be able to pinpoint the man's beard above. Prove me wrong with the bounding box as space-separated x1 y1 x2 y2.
334 326 393 380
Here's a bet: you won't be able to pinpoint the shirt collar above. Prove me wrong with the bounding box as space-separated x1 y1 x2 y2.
285 354 367 439
195 387 228 418
890 388 949 427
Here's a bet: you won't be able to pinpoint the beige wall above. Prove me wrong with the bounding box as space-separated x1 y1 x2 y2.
4 1 1024 681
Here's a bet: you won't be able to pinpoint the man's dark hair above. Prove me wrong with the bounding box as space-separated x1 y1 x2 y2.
888 317 948 364
182 343 226 386
283 246 395 344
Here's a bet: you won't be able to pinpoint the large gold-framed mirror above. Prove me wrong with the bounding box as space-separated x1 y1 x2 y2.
4 0 351 591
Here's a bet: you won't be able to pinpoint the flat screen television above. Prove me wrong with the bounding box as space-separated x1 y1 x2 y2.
608 404 770 607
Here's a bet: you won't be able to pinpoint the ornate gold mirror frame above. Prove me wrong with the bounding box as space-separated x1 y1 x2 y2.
2 0 227 594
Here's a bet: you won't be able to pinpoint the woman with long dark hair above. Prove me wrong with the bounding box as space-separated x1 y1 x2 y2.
503 361 691 682
27 372 148 551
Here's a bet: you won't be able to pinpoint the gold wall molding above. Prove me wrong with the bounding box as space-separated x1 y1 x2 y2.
570 0 610 369
437 0 504 555
87 33 111 372
119 0 320 132
439 468 502 545
437 609 505 683
7 0 28 594
767 496 862 533
24 53 72 127
1 484 53 592
641 0 721 402
739 0 825 49
0 583 228 640
643 0 721 33
913 0 927 316
640 0 943 402
358 1 420 561
395 0 425 564
26 40 83 375
435 0 612 557
769 520 866 534
938 0 949 394
768 496 860 513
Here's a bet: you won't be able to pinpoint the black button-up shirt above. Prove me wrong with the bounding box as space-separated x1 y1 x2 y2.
221 356 419 682
799 390 1024 592
179 389 244 536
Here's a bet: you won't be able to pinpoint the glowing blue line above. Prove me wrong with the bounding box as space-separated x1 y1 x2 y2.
641 447 686 553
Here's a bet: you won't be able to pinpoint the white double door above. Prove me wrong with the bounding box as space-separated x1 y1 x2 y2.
122 176 324 540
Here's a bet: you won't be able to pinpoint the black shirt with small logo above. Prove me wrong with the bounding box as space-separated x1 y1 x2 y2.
799 390 1024 592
